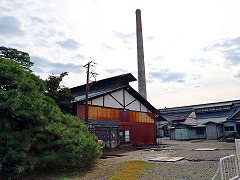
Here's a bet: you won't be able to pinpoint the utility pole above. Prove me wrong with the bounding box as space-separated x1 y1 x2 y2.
83 61 98 125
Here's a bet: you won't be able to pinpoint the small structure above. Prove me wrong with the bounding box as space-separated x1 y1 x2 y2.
159 106 194 137
71 73 157 148
170 124 206 140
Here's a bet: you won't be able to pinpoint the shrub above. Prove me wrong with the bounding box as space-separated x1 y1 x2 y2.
0 58 102 176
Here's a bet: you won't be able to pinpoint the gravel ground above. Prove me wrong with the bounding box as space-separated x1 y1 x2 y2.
80 138 237 180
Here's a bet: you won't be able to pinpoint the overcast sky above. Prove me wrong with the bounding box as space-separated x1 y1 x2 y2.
1 0 240 109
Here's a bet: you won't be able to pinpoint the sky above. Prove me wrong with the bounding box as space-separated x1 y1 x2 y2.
1 0 240 109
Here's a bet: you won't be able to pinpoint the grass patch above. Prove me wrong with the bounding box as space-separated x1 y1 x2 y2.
109 160 150 180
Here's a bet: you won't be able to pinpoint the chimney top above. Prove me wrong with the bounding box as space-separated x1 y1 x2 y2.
136 9 141 14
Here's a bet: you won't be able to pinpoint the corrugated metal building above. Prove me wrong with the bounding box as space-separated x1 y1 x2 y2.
71 73 157 148
160 100 240 140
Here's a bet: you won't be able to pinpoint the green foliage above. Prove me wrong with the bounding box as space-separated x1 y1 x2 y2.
45 72 74 114
0 57 102 176
0 46 33 71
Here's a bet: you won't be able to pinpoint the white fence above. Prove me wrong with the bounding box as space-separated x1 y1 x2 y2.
212 139 240 180
220 154 239 180
235 139 240 174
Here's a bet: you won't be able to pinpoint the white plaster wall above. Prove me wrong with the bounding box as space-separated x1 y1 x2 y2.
141 104 148 112
83 89 152 113
91 97 103 106
104 93 122 108
125 91 136 105
110 90 124 105
126 100 141 111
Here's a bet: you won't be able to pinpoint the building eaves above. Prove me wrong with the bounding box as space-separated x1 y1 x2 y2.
74 85 128 103
228 107 240 119
71 73 136 96
125 86 156 112
73 85 157 113
159 99 240 113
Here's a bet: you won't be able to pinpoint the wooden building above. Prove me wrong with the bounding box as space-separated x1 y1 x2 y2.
71 73 157 148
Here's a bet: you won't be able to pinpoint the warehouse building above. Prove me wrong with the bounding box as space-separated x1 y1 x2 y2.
71 73 157 148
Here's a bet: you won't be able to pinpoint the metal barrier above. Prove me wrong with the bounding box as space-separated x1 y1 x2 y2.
212 139 240 179
219 154 239 180
235 139 240 173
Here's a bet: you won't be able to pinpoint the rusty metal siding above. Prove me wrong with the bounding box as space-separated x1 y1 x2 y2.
88 106 119 120
119 110 130 122
77 104 85 119
77 105 119 120
129 111 154 123
76 104 155 145
77 105 154 123
130 122 155 145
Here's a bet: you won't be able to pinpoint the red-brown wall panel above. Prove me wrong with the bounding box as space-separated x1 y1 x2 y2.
130 122 155 145
77 104 85 119
76 104 156 146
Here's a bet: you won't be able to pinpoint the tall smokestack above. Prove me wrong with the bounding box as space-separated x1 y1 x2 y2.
136 9 147 99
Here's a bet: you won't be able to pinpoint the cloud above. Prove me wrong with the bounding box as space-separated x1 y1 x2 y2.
0 16 24 36
29 16 45 23
102 43 113 49
148 69 187 83
154 55 165 61
56 39 80 50
191 84 203 89
72 54 85 60
105 68 128 74
223 48 240 65
146 36 154 41
113 31 135 43
31 56 84 75
233 71 240 79
190 74 202 81
191 58 212 65
208 36 240 66
214 37 240 48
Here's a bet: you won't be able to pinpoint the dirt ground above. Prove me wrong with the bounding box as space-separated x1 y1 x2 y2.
16 138 238 180
80 138 237 180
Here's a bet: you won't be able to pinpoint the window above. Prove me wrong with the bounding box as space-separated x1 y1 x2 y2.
224 126 234 131
120 130 130 143
125 130 130 142
196 128 204 135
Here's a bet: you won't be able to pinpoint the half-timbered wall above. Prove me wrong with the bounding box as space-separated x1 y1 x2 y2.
87 89 149 112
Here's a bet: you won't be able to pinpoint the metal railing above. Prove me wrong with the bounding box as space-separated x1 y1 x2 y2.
235 139 240 173
212 139 240 180
220 154 239 180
